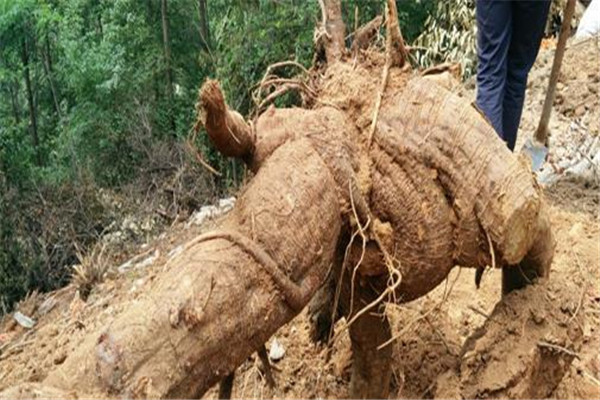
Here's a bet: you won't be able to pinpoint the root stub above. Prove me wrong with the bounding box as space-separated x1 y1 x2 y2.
196 79 254 160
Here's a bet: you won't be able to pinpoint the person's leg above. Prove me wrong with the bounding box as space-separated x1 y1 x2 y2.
475 0 512 140
503 0 551 150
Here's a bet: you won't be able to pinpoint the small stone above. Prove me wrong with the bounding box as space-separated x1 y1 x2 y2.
13 311 35 329
268 337 285 362
530 309 546 325
54 352 67 365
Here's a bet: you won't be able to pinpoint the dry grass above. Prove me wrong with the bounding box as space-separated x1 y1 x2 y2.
71 243 109 301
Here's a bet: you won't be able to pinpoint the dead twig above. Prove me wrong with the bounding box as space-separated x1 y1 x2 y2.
367 48 390 148
468 305 491 320
252 60 313 114
537 340 581 360
255 82 317 114
260 78 317 96
424 315 455 355
185 128 221 177
328 232 354 343
485 232 497 270
583 370 600 387
263 60 310 77
475 232 497 288
368 1 407 148
338 269 401 341
348 180 370 317
384 0 409 68
317 0 331 40
377 304 438 350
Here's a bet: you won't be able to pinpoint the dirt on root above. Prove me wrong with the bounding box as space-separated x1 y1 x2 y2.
1 37 599 400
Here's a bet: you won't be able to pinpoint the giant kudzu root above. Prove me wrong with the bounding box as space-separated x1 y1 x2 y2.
0 1 556 399
195 1 554 397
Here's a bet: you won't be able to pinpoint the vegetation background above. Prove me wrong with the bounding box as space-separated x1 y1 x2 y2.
0 0 481 313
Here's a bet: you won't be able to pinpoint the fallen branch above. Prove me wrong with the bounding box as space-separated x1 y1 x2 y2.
185 134 222 177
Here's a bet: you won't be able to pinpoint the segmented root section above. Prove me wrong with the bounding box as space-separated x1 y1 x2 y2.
196 79 254 160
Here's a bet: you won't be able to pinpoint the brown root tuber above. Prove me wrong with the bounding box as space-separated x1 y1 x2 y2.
2 3 559 399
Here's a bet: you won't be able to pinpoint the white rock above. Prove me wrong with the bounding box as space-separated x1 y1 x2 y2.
269 337 286 362
117 249 159 273
13 311 35 329
218 197 236 211
186 197 237 228
135 250 159 270
117 258 134 273
167 245 184 259
576 0 600 39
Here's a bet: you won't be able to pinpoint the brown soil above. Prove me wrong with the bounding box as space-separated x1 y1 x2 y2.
1 27 598 400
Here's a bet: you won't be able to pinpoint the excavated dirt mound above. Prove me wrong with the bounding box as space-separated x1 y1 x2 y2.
1 37 598 400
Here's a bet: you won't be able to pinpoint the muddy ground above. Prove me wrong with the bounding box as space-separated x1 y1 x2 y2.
0 39 598 399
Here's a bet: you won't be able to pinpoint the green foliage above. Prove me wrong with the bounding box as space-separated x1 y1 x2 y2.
0 192 34 314
413 0 477 79
0 0 436 313
210 1 319 114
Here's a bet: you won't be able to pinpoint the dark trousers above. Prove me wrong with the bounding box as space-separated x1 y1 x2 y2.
476 0 550 150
